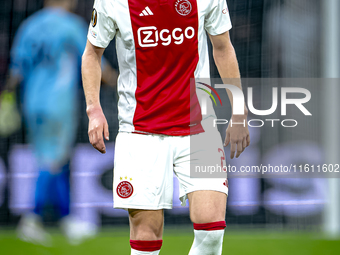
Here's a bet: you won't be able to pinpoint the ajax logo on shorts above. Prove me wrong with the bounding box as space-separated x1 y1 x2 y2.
117 178 134 198
175 0 192 16
138 26 195 47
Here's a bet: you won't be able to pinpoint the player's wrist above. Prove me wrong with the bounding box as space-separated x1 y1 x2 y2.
231 106 248 120
86 104 103 118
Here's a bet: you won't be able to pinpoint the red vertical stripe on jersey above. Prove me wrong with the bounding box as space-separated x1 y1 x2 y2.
128 0 203 136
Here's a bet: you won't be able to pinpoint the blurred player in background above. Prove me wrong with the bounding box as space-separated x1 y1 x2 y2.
2 0 117 246
82 0 249 254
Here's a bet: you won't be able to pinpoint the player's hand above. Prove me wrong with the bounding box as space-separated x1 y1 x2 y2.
87 105 109 154
224 114 250 159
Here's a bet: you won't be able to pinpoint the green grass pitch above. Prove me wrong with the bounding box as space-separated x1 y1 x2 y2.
0 227 340 255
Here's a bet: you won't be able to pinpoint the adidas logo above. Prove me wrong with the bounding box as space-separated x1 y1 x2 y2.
139 6 154 16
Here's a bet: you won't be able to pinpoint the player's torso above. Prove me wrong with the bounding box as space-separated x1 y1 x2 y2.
91 0 221 135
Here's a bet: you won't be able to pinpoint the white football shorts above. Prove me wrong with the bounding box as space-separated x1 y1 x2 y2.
113 117 228 210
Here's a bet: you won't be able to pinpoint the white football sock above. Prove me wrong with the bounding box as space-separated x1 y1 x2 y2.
131 249 160 255
189 221 226 255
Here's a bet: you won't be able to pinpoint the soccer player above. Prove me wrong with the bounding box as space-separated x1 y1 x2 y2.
5 0 117 246
82 0 250 254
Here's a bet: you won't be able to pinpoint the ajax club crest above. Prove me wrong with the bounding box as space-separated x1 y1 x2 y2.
175 0 192 16
117 180 134 198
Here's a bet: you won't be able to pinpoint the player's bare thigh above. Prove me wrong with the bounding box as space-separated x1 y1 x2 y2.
188 191 227 223
128 209 164 240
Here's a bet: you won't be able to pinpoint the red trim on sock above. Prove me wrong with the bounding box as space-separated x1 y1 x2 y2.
193 221 226 231
130 240 163 252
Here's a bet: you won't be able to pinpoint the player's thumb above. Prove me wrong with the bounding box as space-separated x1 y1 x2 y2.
104 121 110 141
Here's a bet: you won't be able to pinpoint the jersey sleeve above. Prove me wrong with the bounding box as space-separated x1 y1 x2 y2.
204 0 232 35
87 0 116 48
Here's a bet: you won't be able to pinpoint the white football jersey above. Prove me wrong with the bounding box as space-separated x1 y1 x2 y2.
88 0 232 136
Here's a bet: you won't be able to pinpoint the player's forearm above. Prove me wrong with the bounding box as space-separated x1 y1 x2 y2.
214 47 248 117
214 45 240 80
82 48 102 114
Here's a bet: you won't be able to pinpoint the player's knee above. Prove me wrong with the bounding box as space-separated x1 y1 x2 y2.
190 210 225 224
129 209 163 240
131 226 162 240
188 191 227 224
133 223 162 240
